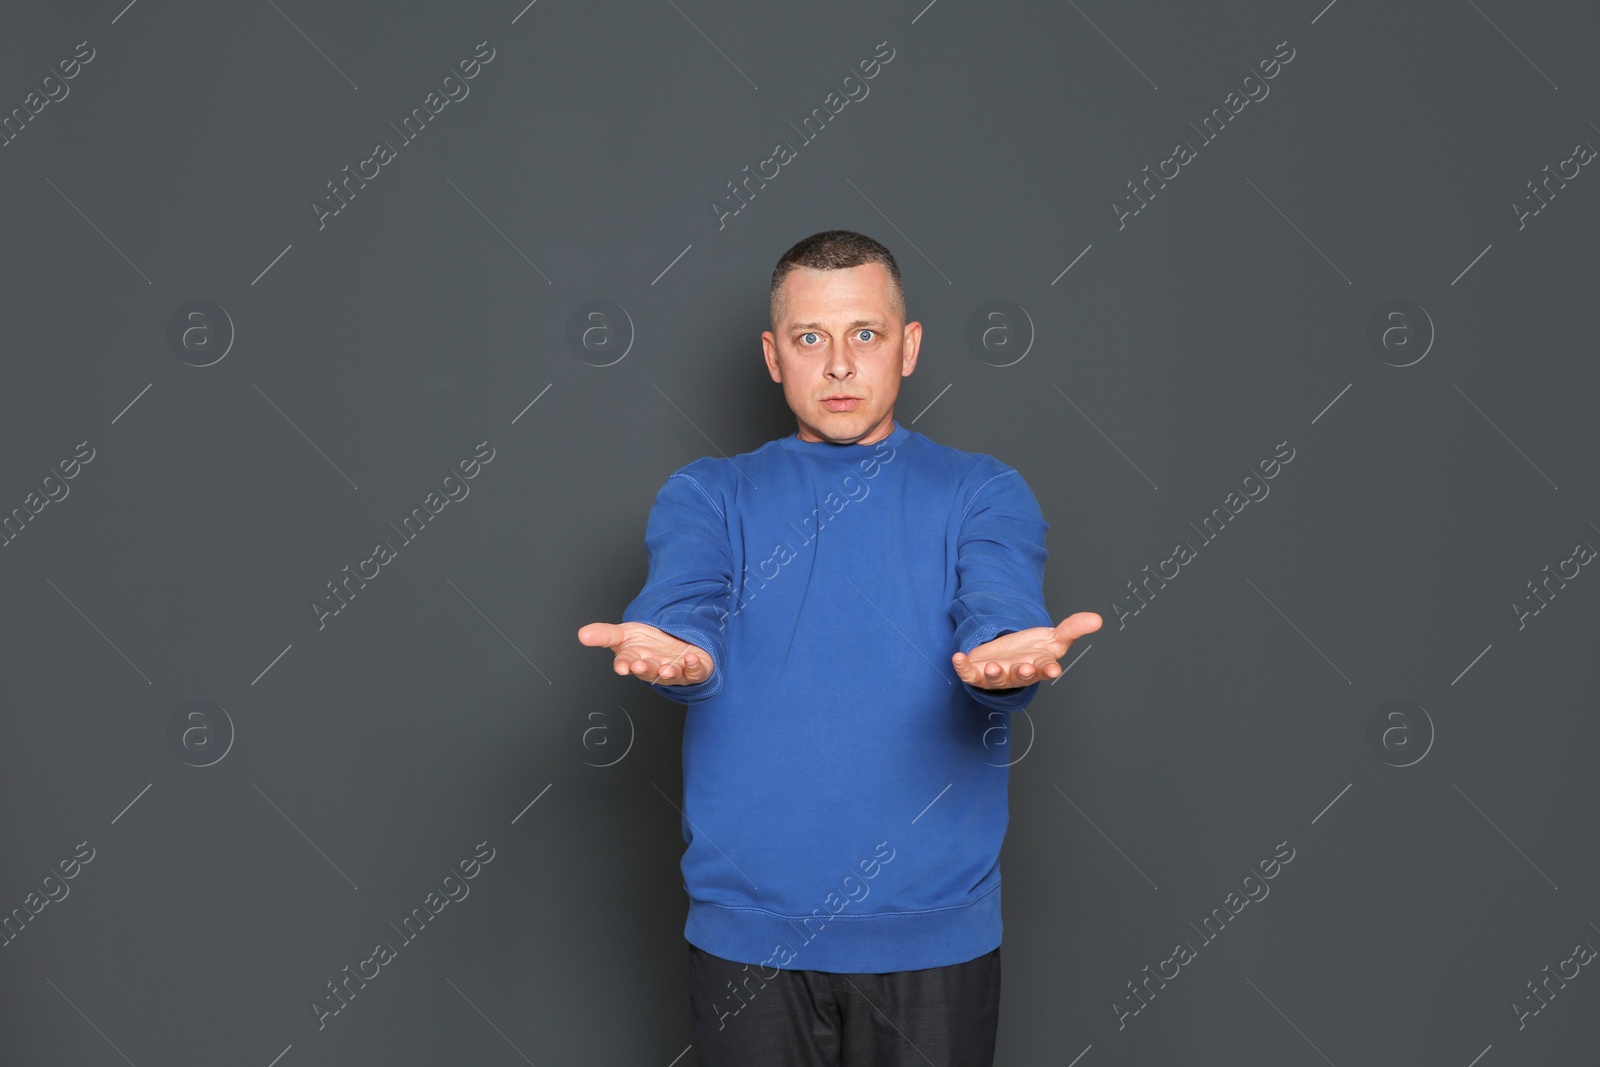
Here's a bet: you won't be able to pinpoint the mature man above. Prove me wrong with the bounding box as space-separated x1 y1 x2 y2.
579 230 1100 1066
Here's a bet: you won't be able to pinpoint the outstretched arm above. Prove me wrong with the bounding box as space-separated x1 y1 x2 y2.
950 466 1096 710
589 470 733 704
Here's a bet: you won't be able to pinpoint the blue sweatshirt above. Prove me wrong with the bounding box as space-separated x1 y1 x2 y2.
622 420 1054 973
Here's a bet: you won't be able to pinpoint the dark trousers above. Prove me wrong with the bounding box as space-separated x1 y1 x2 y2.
687 940 1001 1067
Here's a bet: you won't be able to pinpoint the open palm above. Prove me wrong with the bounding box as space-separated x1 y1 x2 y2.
952 612 1102 689
578 621 714 686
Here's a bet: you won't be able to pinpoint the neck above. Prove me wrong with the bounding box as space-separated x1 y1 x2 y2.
797 416 895 446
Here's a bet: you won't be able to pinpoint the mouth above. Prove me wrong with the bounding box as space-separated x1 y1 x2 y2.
822 396 861 411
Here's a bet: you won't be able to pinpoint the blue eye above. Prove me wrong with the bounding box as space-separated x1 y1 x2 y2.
802 332 819 344
857 329 874 341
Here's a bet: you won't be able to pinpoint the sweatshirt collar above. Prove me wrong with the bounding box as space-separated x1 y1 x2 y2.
778 421 910 455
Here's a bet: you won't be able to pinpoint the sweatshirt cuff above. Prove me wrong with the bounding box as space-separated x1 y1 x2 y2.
642 619 724 702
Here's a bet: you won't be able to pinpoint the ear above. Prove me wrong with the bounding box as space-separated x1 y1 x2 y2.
900 320 923 376
761 330 782 382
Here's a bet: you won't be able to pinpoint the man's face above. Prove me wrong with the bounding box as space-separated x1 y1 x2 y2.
762 262 921 446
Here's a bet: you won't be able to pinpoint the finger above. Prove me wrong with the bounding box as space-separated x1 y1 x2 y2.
657 650 694 682
992 661 1029 688
1001 663 1033 686
954 653 1013 688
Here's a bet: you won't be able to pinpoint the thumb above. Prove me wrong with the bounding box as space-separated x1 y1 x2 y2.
1055 612 1103 644
578 622 625 648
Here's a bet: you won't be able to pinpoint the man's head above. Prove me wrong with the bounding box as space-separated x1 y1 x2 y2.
762 230 922 446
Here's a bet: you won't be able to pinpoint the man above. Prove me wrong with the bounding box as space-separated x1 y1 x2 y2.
578 230 1100 1066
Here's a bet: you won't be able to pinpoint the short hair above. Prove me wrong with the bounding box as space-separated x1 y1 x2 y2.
769 230 905 327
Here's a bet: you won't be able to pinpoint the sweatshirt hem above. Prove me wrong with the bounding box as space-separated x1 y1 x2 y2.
684 882 1002 974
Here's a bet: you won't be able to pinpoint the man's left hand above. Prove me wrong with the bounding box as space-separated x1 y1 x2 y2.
952 612 1103 689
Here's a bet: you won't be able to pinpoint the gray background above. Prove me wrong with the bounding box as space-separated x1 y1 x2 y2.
2 0 1597 1063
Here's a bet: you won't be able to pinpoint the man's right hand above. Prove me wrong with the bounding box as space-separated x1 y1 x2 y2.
577 621 715 686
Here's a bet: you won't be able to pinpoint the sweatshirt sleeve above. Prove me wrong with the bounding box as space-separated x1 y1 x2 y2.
951 465 1055 713
621 469 733 704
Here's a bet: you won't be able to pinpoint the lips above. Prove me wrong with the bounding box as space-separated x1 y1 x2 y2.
823 397 860 411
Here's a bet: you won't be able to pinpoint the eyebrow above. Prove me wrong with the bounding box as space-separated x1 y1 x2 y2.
790 319 887 330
